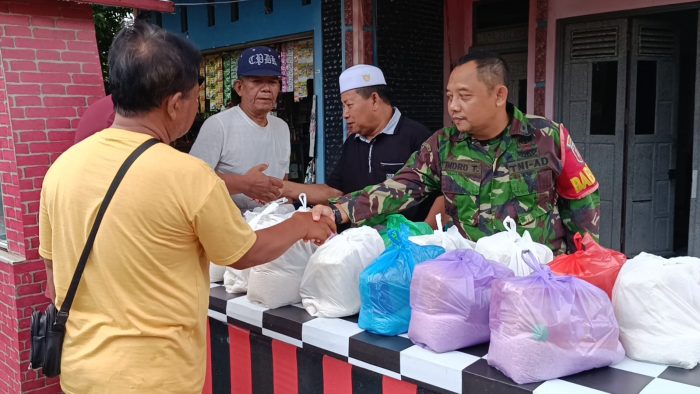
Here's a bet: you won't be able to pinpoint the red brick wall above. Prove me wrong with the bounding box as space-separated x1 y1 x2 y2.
0 1 105 392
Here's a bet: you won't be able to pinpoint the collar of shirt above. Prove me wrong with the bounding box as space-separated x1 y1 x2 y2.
459 103 530 146
355 107 402 143
507 103 534 137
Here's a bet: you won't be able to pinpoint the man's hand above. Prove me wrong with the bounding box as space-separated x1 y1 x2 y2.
45 284 55 302
44 259 55 302
292 211 336 245
242 164 283 203
312 204 349 225
235 211 337 269
311 204 334 221
279 180 297 201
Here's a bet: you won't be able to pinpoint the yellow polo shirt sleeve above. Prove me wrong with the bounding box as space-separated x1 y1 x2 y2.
194 180 256 266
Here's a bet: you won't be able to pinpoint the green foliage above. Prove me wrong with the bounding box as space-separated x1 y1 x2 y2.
92 5 132 93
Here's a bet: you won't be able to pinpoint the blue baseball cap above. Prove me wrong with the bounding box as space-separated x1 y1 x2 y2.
238 46 282 77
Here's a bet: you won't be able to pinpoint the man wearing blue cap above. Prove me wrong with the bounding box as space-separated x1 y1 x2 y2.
190 46 289 211
282 64 438 223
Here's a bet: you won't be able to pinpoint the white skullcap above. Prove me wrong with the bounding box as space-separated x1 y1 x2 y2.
339 64 387 94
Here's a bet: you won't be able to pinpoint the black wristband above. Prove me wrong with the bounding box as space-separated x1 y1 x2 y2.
329 204 342 227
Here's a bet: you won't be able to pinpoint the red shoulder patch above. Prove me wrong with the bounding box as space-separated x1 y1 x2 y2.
556 125 599 199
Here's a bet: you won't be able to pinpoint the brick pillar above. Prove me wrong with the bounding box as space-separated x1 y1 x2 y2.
533 0 548 116
0 1 105 392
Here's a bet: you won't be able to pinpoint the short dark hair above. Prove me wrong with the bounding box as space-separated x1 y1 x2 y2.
108 21 202 117
455 51 509 91
354 85 391 105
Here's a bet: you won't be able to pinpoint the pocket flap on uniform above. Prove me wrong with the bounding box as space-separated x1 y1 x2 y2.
509 176 532 196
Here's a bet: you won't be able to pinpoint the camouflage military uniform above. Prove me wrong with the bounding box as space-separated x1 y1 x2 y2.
334 104 600 255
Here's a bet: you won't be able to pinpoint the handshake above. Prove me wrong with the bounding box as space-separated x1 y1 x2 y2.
240 163 285 203
226 164 347 246
300 204 348 245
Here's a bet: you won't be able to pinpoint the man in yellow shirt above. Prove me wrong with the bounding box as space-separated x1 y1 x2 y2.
38 22 334 393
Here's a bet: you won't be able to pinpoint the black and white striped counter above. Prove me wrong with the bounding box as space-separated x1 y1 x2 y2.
206 283 700 394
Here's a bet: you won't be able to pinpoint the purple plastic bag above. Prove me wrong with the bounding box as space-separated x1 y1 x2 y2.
487 251 625 384
408 250 513 353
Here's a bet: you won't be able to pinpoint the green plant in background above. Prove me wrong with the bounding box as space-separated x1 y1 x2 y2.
92 5 133 93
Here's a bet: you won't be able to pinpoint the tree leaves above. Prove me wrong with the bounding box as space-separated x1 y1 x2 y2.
92 5 132 93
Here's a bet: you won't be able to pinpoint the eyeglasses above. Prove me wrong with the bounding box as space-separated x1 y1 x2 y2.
198 75 205 86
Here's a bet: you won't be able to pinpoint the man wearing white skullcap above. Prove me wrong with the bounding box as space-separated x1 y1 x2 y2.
282 64 437 224
338 63 387 94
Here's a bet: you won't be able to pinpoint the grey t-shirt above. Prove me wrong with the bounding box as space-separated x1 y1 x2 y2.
190 106 290 211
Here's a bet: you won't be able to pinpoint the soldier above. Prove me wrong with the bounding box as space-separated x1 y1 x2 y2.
312 52 600 254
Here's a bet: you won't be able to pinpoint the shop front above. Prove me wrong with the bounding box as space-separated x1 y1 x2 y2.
159 0 324 182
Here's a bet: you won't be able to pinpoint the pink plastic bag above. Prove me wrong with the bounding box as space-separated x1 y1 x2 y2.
488 251 625 384
408 250 513 352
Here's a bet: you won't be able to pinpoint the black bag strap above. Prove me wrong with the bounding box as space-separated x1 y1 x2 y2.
54 138 159 327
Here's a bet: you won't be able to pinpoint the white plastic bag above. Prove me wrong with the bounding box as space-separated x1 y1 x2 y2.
223 200 295 293
300 226 385 317
613 252 700 369
210 264 226 282
409 214 475 251
474 217 553 276
246 194 318 308
223 268 250 293
242 200 296 224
